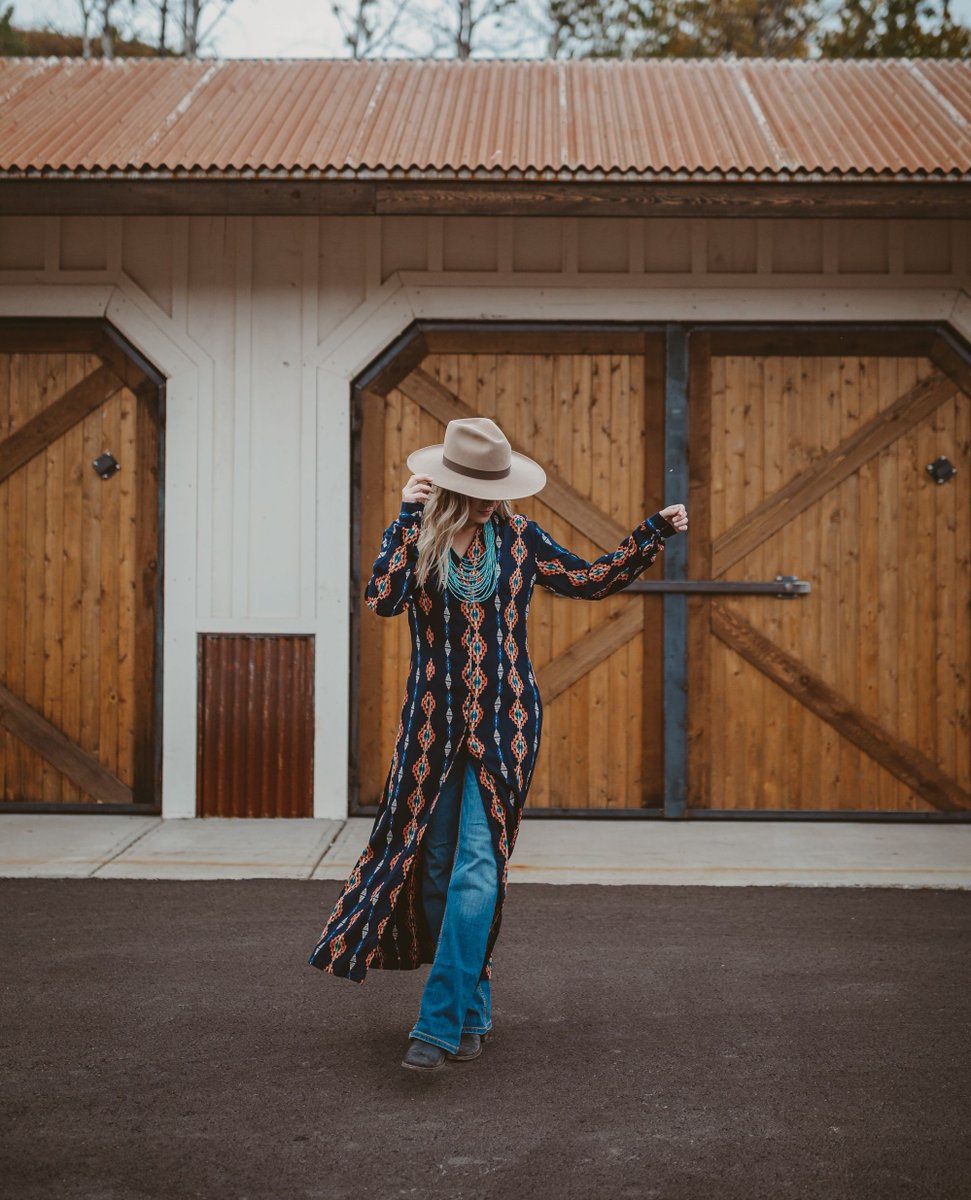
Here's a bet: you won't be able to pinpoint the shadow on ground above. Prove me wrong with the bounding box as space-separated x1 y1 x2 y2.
2 880 969 1199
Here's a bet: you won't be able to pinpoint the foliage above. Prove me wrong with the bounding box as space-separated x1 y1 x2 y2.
4 0 970 58
0 4 24 53
0 9 156 56
547 0 970 57
548 0 821 58
818 0 971 57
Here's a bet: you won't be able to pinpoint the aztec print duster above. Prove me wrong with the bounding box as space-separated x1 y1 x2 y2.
308 500 674 984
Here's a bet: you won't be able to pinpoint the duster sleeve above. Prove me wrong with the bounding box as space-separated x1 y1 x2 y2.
364 500 424 617
529 511 677 601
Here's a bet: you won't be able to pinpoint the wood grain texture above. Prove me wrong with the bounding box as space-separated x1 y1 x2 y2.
536 589 644 703
0 364 121 485
361 345 664 811
399 366 630 552
711 603 969 812
694 343 969 813
0 681 132 805
686 332 712 809
712 368 957 577
0 338 160 806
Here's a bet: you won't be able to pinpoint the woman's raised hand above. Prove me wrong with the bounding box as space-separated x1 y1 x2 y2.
402 474 435 505
659 503 688 533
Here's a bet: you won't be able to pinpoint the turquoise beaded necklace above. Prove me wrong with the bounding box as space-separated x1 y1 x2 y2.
447 518 499 602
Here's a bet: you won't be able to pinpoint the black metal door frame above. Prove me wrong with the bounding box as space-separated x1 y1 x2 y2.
660 320 971 823
350 318 971 822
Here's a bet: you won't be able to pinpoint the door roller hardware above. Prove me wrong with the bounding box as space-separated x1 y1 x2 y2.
926 455 957 485
627 575 811 598
91 451 120 480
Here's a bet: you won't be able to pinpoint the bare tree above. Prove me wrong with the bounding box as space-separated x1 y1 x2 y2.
135 0 237 57
99 0 118 57
180 0 235 57
74 0 97 56
403 0 526 57
330 0 416 57
156 0 171 52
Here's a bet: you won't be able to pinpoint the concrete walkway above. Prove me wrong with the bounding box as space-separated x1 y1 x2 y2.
1 813 969 886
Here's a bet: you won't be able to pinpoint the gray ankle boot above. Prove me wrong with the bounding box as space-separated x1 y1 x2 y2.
447 1031 489 1061
401 1038 448 1071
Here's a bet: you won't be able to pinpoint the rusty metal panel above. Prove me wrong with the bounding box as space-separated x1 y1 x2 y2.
1 57 969 180
196 634 314 818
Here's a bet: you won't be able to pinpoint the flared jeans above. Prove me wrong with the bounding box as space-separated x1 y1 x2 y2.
409 747 500 1054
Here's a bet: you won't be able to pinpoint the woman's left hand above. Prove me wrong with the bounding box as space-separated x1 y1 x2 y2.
659 503 688 533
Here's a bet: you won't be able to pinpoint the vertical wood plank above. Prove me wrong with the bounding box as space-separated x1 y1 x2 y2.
116 384 137 792
569 354 593 806
548 352 575 809
686 333 712 809
587 355 611 807
99 390 122 782
793 358 816 807
0 341 156 808
79 403 103 779
952 390 970 791
744 356 765 804
896 356 920 810
60 406 84 801
41 354 66 801
814 356 841 806
23 356 48 801
759 354 784 807
876 359 902 810
914 363 939 781
607 352 630 804
931 391 954 781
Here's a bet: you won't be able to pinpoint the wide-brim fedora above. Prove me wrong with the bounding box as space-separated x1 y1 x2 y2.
406 416 547 500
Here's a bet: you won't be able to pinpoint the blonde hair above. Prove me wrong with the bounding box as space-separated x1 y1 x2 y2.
415 487 514 593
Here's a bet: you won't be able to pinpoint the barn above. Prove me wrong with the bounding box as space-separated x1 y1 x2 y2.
0 56 968 822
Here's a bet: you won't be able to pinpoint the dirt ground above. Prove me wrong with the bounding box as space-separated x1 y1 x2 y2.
2 879 969 1200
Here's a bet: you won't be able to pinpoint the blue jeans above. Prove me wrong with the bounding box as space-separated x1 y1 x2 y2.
409 749 500 1054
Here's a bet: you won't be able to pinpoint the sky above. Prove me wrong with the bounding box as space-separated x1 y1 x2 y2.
12 0 544 57
12 0 971 59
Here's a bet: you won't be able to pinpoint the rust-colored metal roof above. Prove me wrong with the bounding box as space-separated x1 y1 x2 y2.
1 56 970 180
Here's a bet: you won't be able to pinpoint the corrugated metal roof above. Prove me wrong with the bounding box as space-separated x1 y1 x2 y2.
1 56 970 181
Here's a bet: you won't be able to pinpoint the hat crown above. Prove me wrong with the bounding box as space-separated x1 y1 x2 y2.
443 417 511 473
405 414 546 499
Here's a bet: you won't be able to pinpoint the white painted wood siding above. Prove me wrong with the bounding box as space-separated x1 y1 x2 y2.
1 213 969 816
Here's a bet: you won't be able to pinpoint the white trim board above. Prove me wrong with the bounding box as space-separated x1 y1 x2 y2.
1 280 968 820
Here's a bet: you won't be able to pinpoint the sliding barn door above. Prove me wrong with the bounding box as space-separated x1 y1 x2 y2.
688 332 970 815
0 331 161 808
357 343 666 811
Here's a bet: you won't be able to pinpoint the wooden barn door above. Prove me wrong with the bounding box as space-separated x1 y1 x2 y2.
688 330 970 815
0 324 162 810
356 337 667 812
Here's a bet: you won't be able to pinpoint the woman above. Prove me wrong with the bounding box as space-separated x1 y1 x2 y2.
308 416 687 1072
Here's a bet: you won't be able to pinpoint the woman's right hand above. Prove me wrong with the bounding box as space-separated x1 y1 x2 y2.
402 474 434 505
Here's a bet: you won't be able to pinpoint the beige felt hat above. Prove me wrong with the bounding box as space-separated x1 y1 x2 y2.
406 417 547 500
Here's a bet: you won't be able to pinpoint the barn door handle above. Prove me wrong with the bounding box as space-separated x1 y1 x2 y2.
92 451 120 480
627 575 811 598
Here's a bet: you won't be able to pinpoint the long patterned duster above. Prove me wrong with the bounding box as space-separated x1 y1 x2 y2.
307 500 672 984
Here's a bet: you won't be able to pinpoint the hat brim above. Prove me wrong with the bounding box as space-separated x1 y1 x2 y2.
406 444 547 500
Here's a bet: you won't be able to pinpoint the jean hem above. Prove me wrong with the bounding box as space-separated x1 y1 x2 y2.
409 1029 459 1055
461 1022 492 1035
